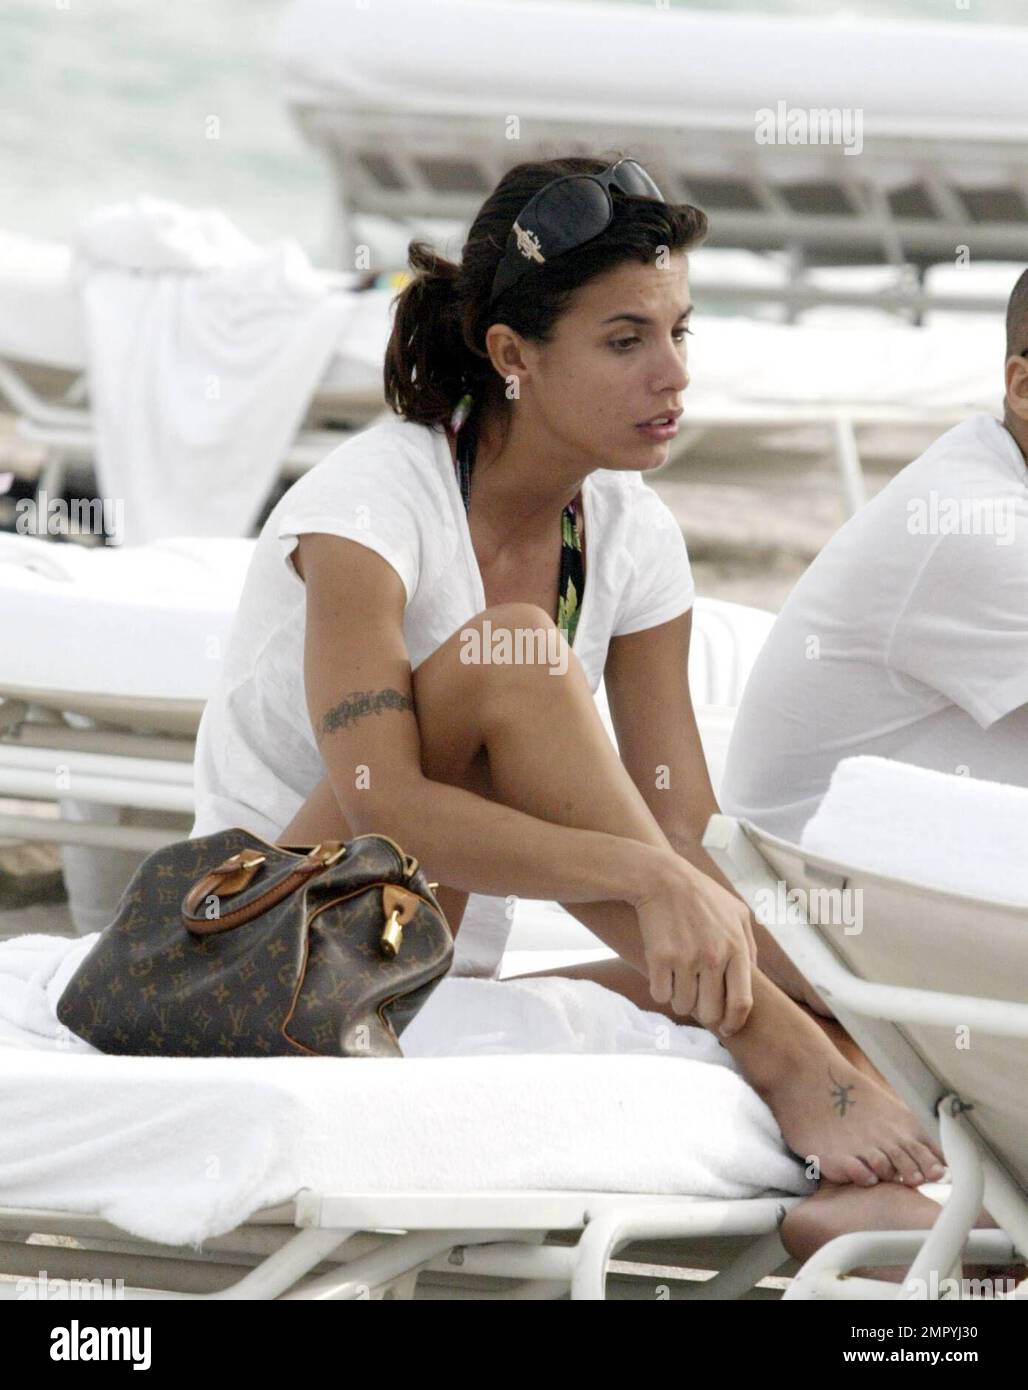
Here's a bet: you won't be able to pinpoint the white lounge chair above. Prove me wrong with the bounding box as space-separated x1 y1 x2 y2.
0 1176 807 1301
0 1187 802 1300
277 0 1028 277
703 757 1028 1300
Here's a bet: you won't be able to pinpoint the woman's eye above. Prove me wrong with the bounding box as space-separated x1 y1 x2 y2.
611 329 694 351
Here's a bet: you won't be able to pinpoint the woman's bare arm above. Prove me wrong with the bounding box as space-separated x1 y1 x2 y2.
294 531 665 907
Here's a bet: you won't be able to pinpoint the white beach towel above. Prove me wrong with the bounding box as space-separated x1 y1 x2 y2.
71 195 354 545
0 932 811 1245
801 756 1028 905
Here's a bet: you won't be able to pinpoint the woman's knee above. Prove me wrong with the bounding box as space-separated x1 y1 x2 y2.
411 603 585 778
416 601 569 702
462 603 586 706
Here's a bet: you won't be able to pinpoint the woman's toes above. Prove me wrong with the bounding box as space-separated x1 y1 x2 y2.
840 1156 880 1187
862 1148 898 1182
886 1145 924 1186
909 1143 947 1182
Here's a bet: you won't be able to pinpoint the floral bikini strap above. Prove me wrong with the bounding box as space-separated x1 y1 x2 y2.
448 392 584 647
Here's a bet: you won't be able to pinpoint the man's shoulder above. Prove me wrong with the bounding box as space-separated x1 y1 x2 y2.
905 413 1026 495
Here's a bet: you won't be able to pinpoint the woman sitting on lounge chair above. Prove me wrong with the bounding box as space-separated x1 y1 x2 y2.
191 154 961 1272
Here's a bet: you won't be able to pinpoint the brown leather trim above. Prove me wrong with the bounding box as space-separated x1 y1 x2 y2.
381 884 420 929
375 968 452 1045
183 858 331 935
181 829 427 936
181 858 265 919
232 828 409 874
279 882 449 1056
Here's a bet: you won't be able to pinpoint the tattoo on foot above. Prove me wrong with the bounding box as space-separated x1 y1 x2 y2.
320 688 413 735
828 1067 857 1117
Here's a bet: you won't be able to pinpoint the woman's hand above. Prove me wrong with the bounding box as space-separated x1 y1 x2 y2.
625 848 755 1037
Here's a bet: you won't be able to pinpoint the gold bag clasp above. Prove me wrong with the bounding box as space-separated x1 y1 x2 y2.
380 884 419 958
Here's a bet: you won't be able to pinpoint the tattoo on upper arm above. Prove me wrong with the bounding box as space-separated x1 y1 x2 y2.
320 688 413 735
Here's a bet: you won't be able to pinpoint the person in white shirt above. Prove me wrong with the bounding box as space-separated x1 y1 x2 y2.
192 156 949 1261
722 278 1028 842
719 267 1028 1272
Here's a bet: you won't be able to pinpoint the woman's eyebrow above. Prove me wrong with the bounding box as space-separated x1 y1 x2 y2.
599 305 694 326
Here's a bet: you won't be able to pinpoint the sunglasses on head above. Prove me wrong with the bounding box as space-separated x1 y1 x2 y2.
488 158 665 307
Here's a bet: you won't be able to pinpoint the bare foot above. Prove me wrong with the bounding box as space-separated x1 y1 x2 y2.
806 1009 890 1089
752 1051 945 1188
725 975 947 1189
782 1181 1027 1290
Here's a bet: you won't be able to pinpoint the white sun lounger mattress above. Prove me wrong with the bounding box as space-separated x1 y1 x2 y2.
0 1048 811 1249
0 926 812 1248
0 535 256 703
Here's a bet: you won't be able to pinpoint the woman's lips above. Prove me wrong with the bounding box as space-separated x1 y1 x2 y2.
634 418 679 441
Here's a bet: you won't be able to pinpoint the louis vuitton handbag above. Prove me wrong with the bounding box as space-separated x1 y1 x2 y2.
56 827 454 1058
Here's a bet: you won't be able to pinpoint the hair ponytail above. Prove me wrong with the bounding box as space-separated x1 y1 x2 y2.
383 240 483 427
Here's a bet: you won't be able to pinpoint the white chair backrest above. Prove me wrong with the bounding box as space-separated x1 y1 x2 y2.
750 825 1028 1193
688 597 775 708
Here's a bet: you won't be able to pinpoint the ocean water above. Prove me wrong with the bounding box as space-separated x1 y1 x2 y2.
0 0 1023 264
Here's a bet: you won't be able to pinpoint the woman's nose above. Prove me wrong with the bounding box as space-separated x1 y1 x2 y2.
663 345 690 393
659 359 689 393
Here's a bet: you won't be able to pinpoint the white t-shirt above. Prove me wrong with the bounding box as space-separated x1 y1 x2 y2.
191 412 694 975
720 413 1028 842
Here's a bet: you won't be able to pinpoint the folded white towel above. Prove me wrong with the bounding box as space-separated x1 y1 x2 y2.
801 755 1028 904
71 194 353 545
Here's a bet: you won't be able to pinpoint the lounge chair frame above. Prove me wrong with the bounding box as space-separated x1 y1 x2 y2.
0 1191 802 1301
703 813 1028 1301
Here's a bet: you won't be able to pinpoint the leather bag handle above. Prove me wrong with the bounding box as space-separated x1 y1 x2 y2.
182 842 346 934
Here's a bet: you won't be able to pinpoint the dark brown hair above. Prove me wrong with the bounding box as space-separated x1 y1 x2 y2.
383 153 708 434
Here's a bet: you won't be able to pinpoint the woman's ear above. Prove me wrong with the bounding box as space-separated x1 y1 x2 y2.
483 322 530 385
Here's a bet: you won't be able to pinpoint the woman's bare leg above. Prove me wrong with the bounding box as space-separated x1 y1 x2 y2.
512 954 888 1084
279 604 944 1188
780 1181 1027 1289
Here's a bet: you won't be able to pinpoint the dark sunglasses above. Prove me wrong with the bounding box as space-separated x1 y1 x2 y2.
488 158 665 306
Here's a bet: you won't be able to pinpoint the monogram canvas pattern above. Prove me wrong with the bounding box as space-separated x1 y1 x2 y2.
56 829 454 1059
